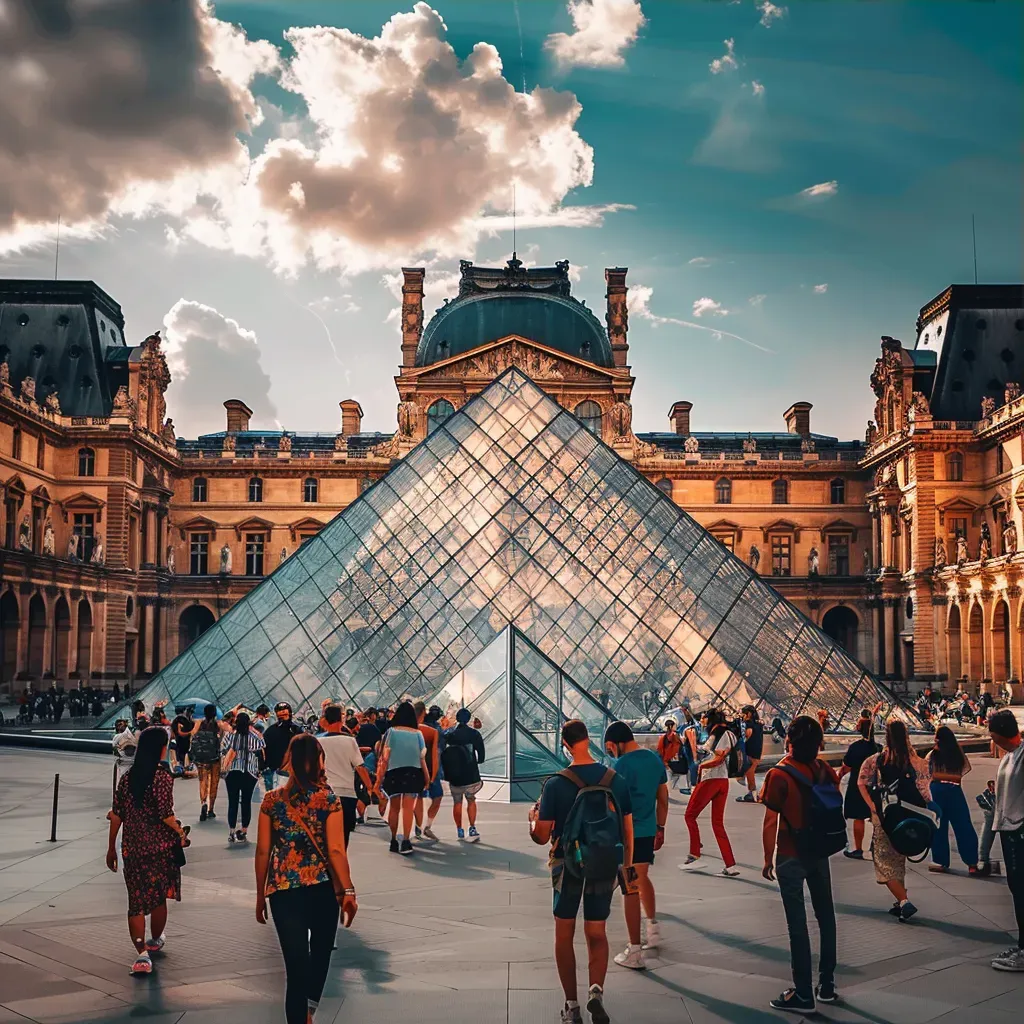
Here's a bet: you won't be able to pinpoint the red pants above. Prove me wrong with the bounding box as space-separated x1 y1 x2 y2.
684 777 736 867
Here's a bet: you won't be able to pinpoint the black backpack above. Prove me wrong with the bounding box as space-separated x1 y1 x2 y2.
712 730 744 778
190 726 220 765
441 742 478 786
559 768 626 885
775 763 847 860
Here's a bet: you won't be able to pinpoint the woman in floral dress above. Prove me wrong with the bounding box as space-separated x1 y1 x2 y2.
106 726 189 975
255 733 358 1024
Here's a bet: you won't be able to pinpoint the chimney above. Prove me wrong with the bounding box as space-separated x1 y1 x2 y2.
400 267 425 368
224 399 253 433
783 401 812 437
669 401 692 436
604 267 629 367
339 399 363 438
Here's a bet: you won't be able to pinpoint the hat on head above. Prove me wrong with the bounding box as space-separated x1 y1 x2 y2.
274 701 292 713
455 708 472 724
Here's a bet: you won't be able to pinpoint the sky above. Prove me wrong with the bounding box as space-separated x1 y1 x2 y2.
1 0 1021 439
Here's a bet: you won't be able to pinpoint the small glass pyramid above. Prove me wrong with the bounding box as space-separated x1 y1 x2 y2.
125 368 908 790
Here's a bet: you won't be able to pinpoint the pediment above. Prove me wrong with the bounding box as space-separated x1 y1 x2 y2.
820 519 859 541
289 516 326 542
762 518 802 541
705 519 743 540
178 515 219 540
234 516 275 538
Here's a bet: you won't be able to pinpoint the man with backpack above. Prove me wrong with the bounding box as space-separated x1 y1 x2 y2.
442 708 485 841
529 720 634 1024
760 715 843 1014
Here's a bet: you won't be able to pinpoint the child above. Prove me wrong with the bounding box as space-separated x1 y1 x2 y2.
976 780 1002 876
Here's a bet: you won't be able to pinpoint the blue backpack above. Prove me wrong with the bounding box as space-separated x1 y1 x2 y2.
776 763 847 860
559 768 626 884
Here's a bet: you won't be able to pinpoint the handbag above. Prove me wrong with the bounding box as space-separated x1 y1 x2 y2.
877 768 937 861
285 798 345 904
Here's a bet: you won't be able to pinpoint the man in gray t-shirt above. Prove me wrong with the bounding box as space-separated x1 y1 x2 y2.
988 710 1024 973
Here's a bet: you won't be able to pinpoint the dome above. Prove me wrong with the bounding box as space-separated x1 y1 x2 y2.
415 257 612 367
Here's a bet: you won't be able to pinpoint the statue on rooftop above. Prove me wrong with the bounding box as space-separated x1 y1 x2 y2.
44 392 61 415
684 435 700 454
219 543 232 574
934 536 947 568
956 534 969 565
808 546 820 576
748 544 761 571
166 544 176 574
980 522 992 561
1005 382 1021 406
981 395 997 419
42 520 55 556
18 515 31 552
742 435 757 454
1004 520 1018 556
610 400 632 438
161 418 175 443
19 376 36 405
278 433 292 452
397 400 418 438
222 433 236 452
90 536 104 565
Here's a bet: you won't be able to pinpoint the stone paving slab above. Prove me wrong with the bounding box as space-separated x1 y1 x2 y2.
0 747 1022 1023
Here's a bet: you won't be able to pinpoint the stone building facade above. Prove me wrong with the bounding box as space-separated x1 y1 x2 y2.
0 271 1021 699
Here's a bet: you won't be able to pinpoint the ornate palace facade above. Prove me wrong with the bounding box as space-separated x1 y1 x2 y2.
0 269 1021 699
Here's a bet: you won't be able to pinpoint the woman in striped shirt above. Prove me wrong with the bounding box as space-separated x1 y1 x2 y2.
221 713 265 844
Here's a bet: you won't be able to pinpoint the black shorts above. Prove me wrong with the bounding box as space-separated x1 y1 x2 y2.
633 835 656 865
174 737 191 759
384 766 424 796
551 862 613 921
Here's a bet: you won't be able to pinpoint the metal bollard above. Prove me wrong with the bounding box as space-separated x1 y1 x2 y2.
48 773 59 842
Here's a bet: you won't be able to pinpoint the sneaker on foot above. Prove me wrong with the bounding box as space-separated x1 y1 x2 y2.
736 792 755 803
400 839 414 855
899 901 918 922
769 989 814 1013
843 849 863 859
356 815 365 826
228 829 236 843
207 809 217 819
200 805 208 822
642 921 661 951
389 837 400 854
586 984 610 1024
414 826 422 839
720 865 740 877
145 936 165 955
928 864 948 873
614 944 646 971
423 825 439 842
679 855 703 870
991 947 1024 972
468 826 481 843
888 901 902 917
457 828 466 841
130 953 153 976
560 1005 584 1024
815 981 838 1003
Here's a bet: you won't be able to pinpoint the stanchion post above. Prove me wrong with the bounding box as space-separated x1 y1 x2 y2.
48 773 60 842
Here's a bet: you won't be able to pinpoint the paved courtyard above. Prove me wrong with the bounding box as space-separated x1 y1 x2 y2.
0 746 1022 1023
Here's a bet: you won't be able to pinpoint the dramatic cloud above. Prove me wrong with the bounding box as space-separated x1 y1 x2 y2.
0 0 276 235
692 297 728 317
709 38 738 74
813 283 829 293
163 299 277 436
757 2 788 27
750 80 766 97
799 180 839 198
545 0 646 69
749 293 767 306
628 285 770 353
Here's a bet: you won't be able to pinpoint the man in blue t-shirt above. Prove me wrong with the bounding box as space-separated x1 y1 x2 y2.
529 720 633 1024
604 721 669 971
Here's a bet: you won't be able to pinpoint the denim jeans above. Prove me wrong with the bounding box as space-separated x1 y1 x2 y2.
776 856 837 1001
930 782 979 868
979 810 1002 866
262 768 285 794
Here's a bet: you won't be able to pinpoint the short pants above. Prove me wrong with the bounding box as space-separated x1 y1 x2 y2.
551 860 613 921
633 835 656 865
420 778 444 800
449 780 484 804
384 766 425 796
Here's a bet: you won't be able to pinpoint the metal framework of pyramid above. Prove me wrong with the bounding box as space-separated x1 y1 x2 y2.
127 369 909 780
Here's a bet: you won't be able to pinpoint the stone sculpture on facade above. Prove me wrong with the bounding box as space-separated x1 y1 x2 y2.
1005 382 1021 406
42 520 55 556
334 434 346 451
801 438 815 453
610 400 632 438
683 435 700 454
112 386 133 416
911 392 930 416
865 420 877 444
166 545 176 574
161 418 176 443
863 548 872 573
278 433 292 452
220 544 232 574
808 546 820 576
0 358 9 390
222 433 236 451
280 547 289 564
980 522 992 560
956 534 969 565
44 392 61 414
397 400 418 437
1004 521 1018 556
17 515 30 551
66 532 79 561
742 435 757 454
981 395 997 418
748 544 760 571
934 536 947 567
91 537 104 565
19 376 36 405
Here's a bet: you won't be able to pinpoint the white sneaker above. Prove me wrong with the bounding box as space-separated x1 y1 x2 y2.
560 1005 583 1024
679 855 703 870
587 984 610 1024
422 825 439 842
614 944 646 971
720 865 740 877
643 921 661 951
991 947 1024 972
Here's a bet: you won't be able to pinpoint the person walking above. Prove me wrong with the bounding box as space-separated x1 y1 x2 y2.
988 709 1024 971
222 712 266 844
656 719 686 793
760 715 840 1014
255 733 359 1024
529 719 634 1024
191 704 223 822
413 701 443 841
857 720 932 922
262 702 304 795
926 726 980 875
318 706 373 848
169 706 197 777
838 718 878 859
604 721 668 971
441 708 486 841
683 711 708 792
736 706 764 803
680 709 740 876
376 700 428 855
105 727 190 976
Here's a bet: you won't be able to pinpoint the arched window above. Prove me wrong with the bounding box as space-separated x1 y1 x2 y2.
303 477 318 503
715 478 731 505
248 476 263 503
191 477 207 503
946 452 964 482
830 478 845 504
427 399 455 435
772 479 788 505
574 401 602 436
78 447 95 477
656 479 673 498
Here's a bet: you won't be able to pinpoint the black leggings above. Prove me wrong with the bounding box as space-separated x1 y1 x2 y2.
1004 825 1024 948
226 771 257 829
269 882 340 1024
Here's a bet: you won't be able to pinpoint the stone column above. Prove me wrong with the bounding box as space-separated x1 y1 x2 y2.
874 601 888 676
870 508 881 570
884 599 899 679
143 506 158 565
16 587 30 675
960 602 974 686
1009 587 1023 682
981 591 995 689
400 268 425 367
605 268 629 368
68 596 80 675
141 599 155 676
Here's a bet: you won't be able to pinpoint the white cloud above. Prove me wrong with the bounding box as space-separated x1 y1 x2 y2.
545 0 646 69
382 268 463 325
709 38 737 75
749 293 767 306
688 256 713 267
757 2 788 27
163 298 277 436
750 80 766 97
628 284 771 353
813 283 828 293
692 296 728 317
798 180 839 198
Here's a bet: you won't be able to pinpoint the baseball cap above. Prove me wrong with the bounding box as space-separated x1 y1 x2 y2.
274 701 292 713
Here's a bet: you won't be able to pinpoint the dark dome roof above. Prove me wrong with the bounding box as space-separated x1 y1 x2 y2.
415 257 612 367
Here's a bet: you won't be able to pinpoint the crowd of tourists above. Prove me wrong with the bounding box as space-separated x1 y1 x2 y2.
10 682 132 724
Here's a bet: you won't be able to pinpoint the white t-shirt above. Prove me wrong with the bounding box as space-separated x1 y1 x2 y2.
994 741 1024 832
318 732 364 799
699 729 734 781
112 729 137 766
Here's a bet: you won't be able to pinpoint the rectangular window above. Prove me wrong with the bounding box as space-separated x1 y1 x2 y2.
190 533 209 575
73 512 95 561
298 532 319 546
35 436 45 470
32 504 45 554
4 498 17 548
949 516 967 539
827 535 850 576
711 533 734 553
128 515 139 569
245 533 265 576
771 535 791 577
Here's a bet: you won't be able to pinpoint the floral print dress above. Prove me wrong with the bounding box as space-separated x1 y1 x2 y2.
112 766 181 916
260 786 340 896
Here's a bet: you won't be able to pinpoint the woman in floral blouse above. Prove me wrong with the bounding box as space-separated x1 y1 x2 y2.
255 733 358 1024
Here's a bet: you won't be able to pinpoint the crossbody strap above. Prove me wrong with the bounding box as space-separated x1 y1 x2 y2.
284 797 338 892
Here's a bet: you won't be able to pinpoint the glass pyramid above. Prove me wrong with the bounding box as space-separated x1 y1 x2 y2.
123 368 909 783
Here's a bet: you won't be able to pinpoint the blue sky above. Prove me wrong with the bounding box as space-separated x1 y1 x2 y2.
4 1 1021 439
